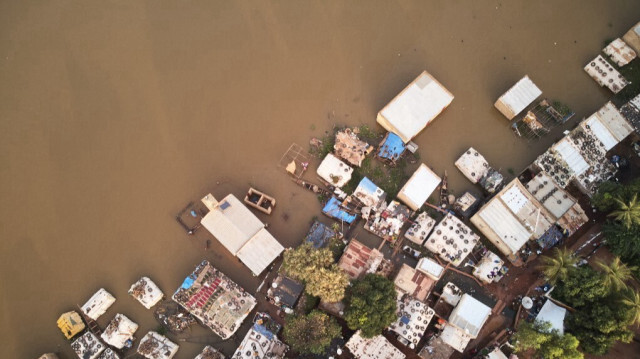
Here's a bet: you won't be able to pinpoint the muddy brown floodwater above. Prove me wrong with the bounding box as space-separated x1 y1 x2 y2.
2 1 640 358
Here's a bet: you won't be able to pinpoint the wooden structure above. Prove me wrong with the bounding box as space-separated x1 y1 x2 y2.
278 143 309 178
244 187 276 214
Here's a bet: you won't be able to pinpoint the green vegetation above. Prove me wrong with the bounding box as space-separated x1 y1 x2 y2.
344 274 397 338
591 179 640 212
309 130 337 159
282 243 349 302
513 321 583 359
607 193 640 229
552 100 573 118
594 257 635 292
155 325 167 335
283 310 341 355
610 57 640 106
357 124 382 142
343 157 409 199
538 248 577 285
303 293 320 314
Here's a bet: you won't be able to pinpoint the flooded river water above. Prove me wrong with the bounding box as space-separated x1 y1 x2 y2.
2 1 639 358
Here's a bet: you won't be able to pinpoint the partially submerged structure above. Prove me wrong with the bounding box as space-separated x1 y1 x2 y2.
455 148 489 184
424 213 479 266
535 300 567 335
244 187 276 215
376 70 454 143
267 274 303 312
377 132 407 164
364 200 412 242
404 212 436 245
452 192 481 219
397 164 441 211
279 143 310 179
441 294 492 353
317 153 353 187
232 313 288 359
304 220 338 248
71 332 105 359
322 197 357 224
604 38 637 67
584 55 628 93
200 194 284 276
172 260 256 339
390 296 435 348
623 21 640 55
338 239 388 280
137 331 179 359
195 346 225 359
101 314 138 349
345 330 406 359
345 177 387 210
81 288 116 321
494 76 542 120
57 311 85 339
129 277 163 310
394 263 437 301
334 128 374 167
472 251 505 284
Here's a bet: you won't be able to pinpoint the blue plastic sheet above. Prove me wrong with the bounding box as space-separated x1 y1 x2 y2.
377 132 406 161
322 197 357 224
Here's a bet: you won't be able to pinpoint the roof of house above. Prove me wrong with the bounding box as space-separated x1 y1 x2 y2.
455 147 490 184
447 294 492 338
404 212 437 245
346 331 406 359
101 314 138 349
424 213 479 266
236 228 285 276
351 177 386 208
334 129 373 167
72 332 106 359
128 277 163 310
622 21 640 53
440 324 473 353
377 132 407 161
232 323 288 359
195 346 225 359
584 55 628 94
338 239 385 280
389 297 435 345
394 263 436 301
365 200 412 241
416 257 445 280
322 197 357 224
137 331 179 359
317 153 353 187
81 288 116 321
472 251 504 284
397 164 441 211
377 71 454 143
603 38 637 67
304 220 336 249
535 300 567 335
267 274 304 308
494 76 542 120
97 349 119 359
524 172 576 219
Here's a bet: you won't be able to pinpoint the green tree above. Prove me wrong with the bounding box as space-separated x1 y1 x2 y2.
513 321 583 359
608 194 640 229
594 257 635 291
603 221 640 261
283 310 341 355
553 266 609 308
281 243 349 302
620 289 640 326
568 300 634 355
539 248 577 284
591 179 640 212
344 274 397 338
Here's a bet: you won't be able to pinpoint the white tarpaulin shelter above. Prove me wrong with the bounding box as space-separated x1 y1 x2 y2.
129 277 163 309
316 153 353 188
535 300 567 335
137 332 179 359
101 314 138 349
447 294 491 338
397 164 441 211
201 194 284 275
494 76 542 120
81 288 116 321
377 71 454 143
455 147 490 184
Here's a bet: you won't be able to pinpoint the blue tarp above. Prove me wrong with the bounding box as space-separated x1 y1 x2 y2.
253 323 275 340
322 197 357 224
378 132 406 161
537 226 564 249
358 177 379 195
400 316 410 325
181 276 195 289
305 220 335 249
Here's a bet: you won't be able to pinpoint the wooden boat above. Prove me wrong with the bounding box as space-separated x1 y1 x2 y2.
439 171 449 208
76 305 102 337
244 187 276 214
290 178 333 198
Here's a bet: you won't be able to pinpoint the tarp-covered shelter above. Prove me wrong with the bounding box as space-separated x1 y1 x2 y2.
129 277 163 310
304 220 336 248
494 76 542 120
397 164 441 211
334 128 373 167
322 197 357 224
200 194 284 275
137 331 179 359
535 300 567 335
267 274 304 309
101 314 138 349
57 311 85 339
377 132 407 163
317 153 353 188
346 331 406 359
377 71 454 143
455 148 490 184
81 288 116 321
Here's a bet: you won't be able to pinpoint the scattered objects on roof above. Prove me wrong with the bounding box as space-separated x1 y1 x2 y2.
377 132 407 163
71 332 105 359
416 257 445 280
317 153 353 187
334 128 374 167
195 346 225 359
584 55 628 93
377 70 454 143
622 21 640 55
101 314 138 349
620 94 640 132
97 349 119 359
365 200 412 242
404 212 436 245
137 331 179 359
472 179 555 259
590 102 634 147
479 168 504 194
494 76 542 120
453 192 481 219
57 311 85 340
535 300 567 335
232 314 288 359
322 197 358 224
394 263 436 301
267 274 303 310
440 282 464 307
473 251 505 284
338 239 387 280
418 336 455 359
424 213 479 266
603 38 637 66
346 177 387 209
525 172 577 219
304 220 338 249
390 296 435 347
345 330 406 359
537 225 564 249
200 194 284 275
172 261 256 339
557 203 589 237
397 164 441 211
129 277 164 310
153 301 196 334
81 288 116 321
440 323 473 353
455 148 489 184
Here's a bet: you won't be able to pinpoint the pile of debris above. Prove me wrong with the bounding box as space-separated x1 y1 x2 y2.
153 301 196 334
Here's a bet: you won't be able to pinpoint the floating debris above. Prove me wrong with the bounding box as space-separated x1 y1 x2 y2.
153 301 196 334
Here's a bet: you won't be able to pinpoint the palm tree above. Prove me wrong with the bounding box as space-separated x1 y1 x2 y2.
538 248 577 284
608 193 640 229
594 257 634 291
620 289 640 326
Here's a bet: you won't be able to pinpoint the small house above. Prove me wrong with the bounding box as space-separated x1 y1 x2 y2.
101 314 138 349
195 346 224 359
317 153 353 188
416 257 445 280
267 274 304 311
376 70 454 143
137 331 179 359
452 192 481 219
603 38 637 66
472 251 505 284
322 197 357 224
394 263 436 302
81 288 116 321
129 277 163 310
338 239 387 280
333 128 373 167
232 316 288 359
581 102 634 151
71 332 106 359
404 212 436 245
364 200 412 242
424 213 479 266
345 330 406 359
304 220 338 248
377 132 407 163
57 311 85 339
494 76 542 120
584 55 628 93
397 164 441 211
455 148 489 184
346 177 387 209
440 294 492 353
389 296 435 348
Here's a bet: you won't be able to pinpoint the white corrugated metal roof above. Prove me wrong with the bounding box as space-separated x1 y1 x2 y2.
631 93 640 109
440 324 472 352
596 102 633 142
500 185 529 214
535 300 567 335
236 228 284 276
448 294 491 338
416 257 444 279
346 331 406 359
583 113 618 150
397 163 441 211
525 172 575 219
81 288 116 321
454 147 489 184
317 153 353 187
377 71 454 143
553 138 589 175
494 76 542 120
200 194 265 255
478 200 531 253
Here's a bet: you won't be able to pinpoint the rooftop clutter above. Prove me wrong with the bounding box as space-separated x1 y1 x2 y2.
345 330 406 359
404 212 437 245
424 213 480 266
390 296 435 348
129 277 163 310
364 200 412 242
333 128 374 167
232 313 288 359
101 313 138 349
137 331 179 359
71 332 105 359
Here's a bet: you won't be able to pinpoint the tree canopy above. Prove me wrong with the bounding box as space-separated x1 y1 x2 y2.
553 266 609 308
282 243 349 302
283 310 341 355
567 299 634 355
344 274 397 338
591 179 640 212
513 321 583 359
608 193 640 229
539 247 577 284
603 221 640 263
594 257 635 291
